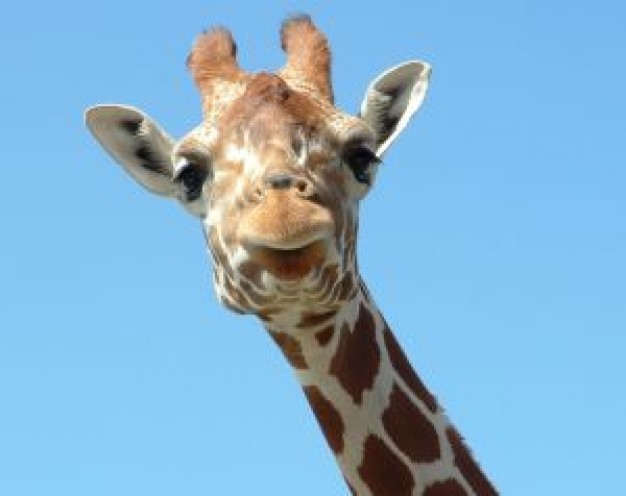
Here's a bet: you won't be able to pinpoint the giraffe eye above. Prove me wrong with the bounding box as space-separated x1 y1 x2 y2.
342 146 380 185
178 166 205 200
173 156 211 202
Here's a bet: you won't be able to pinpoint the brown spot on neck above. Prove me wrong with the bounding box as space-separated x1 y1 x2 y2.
383 323 438 413
358 434 414 496
303 386 345 455
382 384 441 463
423 479 468 496
446 427 498 495
329 305 380 404
270 331 308 369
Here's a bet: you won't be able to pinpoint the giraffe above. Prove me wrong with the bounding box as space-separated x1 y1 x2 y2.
85 16 497 496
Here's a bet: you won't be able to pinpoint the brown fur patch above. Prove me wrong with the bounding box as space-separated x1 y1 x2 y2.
303 386 345 454
270 331 308 369
423 479 468 496
358 435 414 496
382 384 441 463
218 71 331 137
446 427 498 496
329 306 380 404
299 310 336 329
258 309 276 322
242 72 291 104
315 325 335 347
383 324 438 413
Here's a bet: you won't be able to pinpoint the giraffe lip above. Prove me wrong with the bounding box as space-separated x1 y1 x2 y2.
238 194 334 254
243 233 325 252
242 238 328 280
247 242 319 257
239 218 334 253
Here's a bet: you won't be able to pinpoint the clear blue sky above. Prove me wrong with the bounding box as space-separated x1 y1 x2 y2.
1 1 625 494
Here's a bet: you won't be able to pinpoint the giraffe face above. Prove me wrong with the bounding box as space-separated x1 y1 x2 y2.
85 17 431 316
173 73 376 313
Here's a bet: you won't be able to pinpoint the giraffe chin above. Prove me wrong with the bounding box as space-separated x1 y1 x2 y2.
244 239 327 281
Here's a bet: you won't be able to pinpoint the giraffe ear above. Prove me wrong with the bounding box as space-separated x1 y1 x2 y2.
359 61 431 156
85 104 177 197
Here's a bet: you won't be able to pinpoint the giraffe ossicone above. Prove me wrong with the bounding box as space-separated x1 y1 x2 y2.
86 15 497 496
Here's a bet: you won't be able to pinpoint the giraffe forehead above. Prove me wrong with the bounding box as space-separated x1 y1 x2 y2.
220 73 330 126
180 72 366 162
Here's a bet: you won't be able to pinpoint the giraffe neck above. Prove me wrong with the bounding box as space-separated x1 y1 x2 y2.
264 281 497 496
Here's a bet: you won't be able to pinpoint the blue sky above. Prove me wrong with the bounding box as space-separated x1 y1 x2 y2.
1 1 625 494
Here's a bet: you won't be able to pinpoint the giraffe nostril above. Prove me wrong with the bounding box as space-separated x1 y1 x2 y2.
263 172 314 197
296 179 308 194
265 172 294 190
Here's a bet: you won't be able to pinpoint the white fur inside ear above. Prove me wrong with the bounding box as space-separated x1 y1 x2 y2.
359 61 431 156
85 104 177 196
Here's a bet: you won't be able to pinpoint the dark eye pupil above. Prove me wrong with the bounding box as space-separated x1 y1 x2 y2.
344 147 379 185
350 149 374 168
178 166 205 201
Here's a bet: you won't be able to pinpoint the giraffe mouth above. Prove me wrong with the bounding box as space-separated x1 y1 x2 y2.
243 239 328 281
236 192 334 280
242 228 328 251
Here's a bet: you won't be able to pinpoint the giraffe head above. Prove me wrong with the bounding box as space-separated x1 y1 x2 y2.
86 16 430 318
